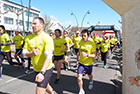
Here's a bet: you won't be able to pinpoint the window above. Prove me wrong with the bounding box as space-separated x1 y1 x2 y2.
26 21 32 27
33 13 39 17
16 19 23 26
26 11 32 17
4 17 13 24
15 7 20 13
4 4 13 10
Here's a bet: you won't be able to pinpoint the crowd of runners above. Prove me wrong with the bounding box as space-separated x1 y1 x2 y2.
0 17 119 94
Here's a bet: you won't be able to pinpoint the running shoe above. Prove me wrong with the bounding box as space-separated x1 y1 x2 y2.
25 69 29 74
78 89 85 94
103 65 106 68
88 84 93 90
73 64 78 68
55 79 60 84
108 55 110 58
67 66 71 70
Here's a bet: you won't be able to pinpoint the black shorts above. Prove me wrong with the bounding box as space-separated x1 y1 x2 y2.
96 48 100 51
35 68 53 88
74 48 79 54
16 49 22 55
65 52 70 56
53 55 64 61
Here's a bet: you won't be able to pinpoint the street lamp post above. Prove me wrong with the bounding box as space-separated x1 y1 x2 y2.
71 12 79 29
81 10 90 30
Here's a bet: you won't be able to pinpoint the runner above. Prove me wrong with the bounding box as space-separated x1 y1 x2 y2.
77 29 96 94
53 29 68 84
49 32 55 39
63 31 73 70
93 32 101 61
24 30 32 74
70 32 75 56
100 36 110 68
22 17 54 94
12 29 26 68
72 30 82 67
0 25 14 80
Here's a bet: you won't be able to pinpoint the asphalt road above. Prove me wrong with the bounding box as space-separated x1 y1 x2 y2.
0 49 122 94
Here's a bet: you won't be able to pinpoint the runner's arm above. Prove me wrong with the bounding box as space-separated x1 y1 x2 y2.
0 40 12 46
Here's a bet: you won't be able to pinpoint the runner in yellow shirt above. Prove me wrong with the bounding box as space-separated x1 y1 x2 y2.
113 36 118 52
22 17 54 94
93 33 101 61
70 33 76 56
12 29 26 68
23 30 32 74
72 31 82 67
0 25 14 79
77 29 96 93
100 36 110 68
53 29 68 84
63 31 73 70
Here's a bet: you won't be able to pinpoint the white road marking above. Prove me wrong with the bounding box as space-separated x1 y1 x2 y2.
6 71 34 83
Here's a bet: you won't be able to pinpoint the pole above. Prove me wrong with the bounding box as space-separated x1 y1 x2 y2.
81 10 90 30
71 12 79 30
20 0 25 37
27 0 31 31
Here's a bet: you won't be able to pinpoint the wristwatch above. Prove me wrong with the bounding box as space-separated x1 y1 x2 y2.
87 54 89 57
39 71 45 75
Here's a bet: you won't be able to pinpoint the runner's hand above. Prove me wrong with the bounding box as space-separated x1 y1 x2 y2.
81 52 87 57
35 73 44 82
33 49 39 56
61 49 65 52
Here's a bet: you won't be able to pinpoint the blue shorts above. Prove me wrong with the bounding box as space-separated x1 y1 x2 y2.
78 63 93 75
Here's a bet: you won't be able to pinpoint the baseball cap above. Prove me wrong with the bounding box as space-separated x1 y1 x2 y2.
15 29 20 32
25 30 31 33
76 31 80 34
94 32 98 35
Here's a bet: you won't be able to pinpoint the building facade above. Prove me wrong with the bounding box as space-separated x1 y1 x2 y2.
0 0 41 37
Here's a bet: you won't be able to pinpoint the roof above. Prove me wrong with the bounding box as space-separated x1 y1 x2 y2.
2 0 41 13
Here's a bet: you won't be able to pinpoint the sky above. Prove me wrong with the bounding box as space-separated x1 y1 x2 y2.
10 0 122 31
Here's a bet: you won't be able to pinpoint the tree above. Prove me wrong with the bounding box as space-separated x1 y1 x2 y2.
43 15 54 33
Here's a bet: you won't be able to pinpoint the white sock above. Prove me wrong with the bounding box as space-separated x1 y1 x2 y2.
89 81 93 84
80 88 84 92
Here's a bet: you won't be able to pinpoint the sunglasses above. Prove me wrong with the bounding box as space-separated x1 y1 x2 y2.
0 29 3 31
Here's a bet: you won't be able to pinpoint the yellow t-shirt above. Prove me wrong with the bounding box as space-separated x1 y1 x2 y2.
114 38 118 45
53 37 67 56
79 40 96 66
88 37 93 42
72 36 82 49
93 37 101 48
0 32 11 52
64 37 72 52
23 32 54 72
13 35 24 49
110 38 115 47
100 41 110 53
107 39 111 48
